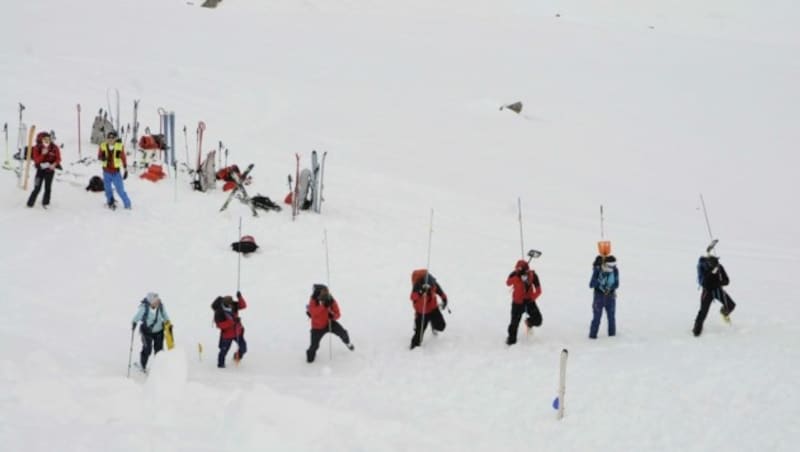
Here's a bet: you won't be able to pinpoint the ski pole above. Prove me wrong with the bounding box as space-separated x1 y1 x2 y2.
418 209 434 347
76 104 82 159
323 229 334 360
598 204 610 260
2 123 9 169
126 328 135 378
17 103 25 186
132 100 139 148
236 217 242 291
182 125 189 169
699 193 714 241
114 88 120 133
600 204 605 239
174 160 178 202
518 197 525 259
106 89 113 131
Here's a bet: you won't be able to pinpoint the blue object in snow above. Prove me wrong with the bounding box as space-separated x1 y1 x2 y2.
552 396 560 410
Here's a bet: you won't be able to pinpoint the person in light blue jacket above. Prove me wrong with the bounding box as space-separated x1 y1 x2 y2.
589 255 619 339
131 292 170 370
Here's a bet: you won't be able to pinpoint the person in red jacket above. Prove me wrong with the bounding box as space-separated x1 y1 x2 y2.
409 270 448 350
306 284 354 363
505 259 543 345
210 291 248 368
26 131 62 208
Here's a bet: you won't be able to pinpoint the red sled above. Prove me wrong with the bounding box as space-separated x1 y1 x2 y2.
140 164 166 182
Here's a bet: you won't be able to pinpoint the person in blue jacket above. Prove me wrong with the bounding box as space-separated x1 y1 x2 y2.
589 255 619 339
131 292 170 370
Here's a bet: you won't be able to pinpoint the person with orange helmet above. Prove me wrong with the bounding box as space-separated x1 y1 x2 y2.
505 259 542 345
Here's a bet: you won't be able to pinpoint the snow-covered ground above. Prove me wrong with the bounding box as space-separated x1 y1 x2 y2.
1 1 799 451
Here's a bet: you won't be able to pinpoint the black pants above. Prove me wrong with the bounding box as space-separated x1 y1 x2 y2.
507 300 542 344
307 321 350 362
27 169 54 207
219 333 247 367
140 330 164 369
410 309 446 349
694 288 736 334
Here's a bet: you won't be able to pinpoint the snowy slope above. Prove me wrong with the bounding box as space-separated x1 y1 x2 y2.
1 1 799 451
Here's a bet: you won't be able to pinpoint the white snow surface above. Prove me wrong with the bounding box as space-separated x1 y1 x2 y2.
2 1 800 451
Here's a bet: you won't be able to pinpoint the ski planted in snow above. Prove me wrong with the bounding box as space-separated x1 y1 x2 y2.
311 150 320 212
557 348 568 420
193 121 206 189
292 153 300 220
2 122 12 170
317 151 327 213
22 125 36 190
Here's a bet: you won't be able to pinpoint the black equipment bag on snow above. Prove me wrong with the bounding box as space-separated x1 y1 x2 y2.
231 235 258 254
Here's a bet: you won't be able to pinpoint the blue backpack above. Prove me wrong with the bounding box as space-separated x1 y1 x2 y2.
697 256 718 286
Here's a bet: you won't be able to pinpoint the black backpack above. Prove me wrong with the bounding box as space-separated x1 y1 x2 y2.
86 176 104 192
252 195 282 212
231 235 259 254
139 299 164 334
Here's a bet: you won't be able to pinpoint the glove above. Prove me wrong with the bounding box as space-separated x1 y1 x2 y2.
236 290 242 299
306 311 311 318
131 322 137 331
40 162 51 169
56 163 63 170
123 169 128 180
441 298 448 310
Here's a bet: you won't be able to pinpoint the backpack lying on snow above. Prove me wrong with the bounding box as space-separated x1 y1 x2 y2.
231 235 258 254
86 175 104 192
252 195 282 212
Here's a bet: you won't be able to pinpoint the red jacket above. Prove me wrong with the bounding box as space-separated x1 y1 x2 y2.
215 293 247 339
506 269 542 304
307 298 341 330
32 143 61 170
410 284 446 314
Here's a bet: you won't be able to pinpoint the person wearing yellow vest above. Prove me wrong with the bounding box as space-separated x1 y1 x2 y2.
98 130 131 210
